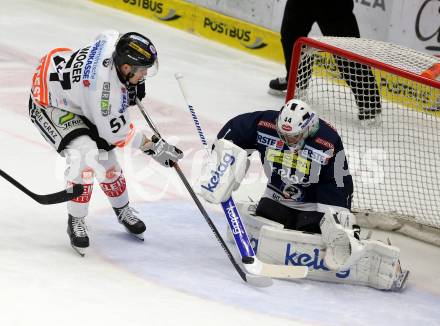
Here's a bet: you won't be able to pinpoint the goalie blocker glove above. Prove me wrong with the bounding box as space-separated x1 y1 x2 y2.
199 139 249 204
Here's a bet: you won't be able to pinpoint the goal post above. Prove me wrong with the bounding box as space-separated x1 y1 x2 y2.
286 36 440 245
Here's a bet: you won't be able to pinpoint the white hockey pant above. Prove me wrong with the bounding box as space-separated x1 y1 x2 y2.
64 135 129 217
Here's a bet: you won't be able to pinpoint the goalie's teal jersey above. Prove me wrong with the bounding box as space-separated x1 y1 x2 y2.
217 110 353 212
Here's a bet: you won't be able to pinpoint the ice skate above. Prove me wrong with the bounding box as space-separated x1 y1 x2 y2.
67 214 89 257
114 204 146 241
391 267 410 292
358 107 382 121
268 77 287 96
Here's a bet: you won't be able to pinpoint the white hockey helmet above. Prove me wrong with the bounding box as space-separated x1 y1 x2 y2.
276 99 319 152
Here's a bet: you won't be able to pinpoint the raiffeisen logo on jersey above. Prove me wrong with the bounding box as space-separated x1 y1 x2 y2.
257 132 284 149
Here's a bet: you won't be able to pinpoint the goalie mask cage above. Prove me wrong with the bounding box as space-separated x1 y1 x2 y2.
287 37 440 246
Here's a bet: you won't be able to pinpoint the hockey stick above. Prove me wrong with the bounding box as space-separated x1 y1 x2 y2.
0 169 83 205
135 98 272 287
174 73 308 280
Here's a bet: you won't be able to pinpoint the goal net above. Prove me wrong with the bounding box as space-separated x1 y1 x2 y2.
287 37 440 245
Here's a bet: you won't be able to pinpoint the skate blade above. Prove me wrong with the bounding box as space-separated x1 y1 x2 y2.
71 245 86 257
268 89 286 97
391 270 410 291
127 230 144 241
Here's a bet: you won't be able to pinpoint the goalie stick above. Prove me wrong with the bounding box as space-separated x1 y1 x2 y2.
174 72 308 280
0 169 83 205
136 98 273 287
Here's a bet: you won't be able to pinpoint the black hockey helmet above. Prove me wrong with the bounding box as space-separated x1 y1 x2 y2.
113 32 158 77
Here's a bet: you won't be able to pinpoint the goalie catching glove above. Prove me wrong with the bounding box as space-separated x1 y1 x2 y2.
320 209 365 271
199 139 249 204
135 133 183 167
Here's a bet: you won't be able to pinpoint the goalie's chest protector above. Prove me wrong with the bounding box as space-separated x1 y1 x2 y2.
254 111 340 202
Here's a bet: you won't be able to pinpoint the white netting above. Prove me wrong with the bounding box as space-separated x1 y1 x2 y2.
289 37 440 241
310 37 439 76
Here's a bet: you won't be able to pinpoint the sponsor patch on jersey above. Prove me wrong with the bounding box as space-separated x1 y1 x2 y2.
101 82 111 116
265 148 310 174
102 58 111 67
300 145 333 165
51 109 83 131
120 87 129 113
257 132 284 149
82 40 106 88
72 46 90 83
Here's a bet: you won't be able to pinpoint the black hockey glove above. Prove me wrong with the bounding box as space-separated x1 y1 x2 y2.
127 79 146 106
143 135 183 167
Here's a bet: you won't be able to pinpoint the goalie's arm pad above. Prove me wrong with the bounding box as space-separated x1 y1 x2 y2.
199 139 249 204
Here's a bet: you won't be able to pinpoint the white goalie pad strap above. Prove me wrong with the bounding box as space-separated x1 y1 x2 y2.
257 226 404 290
320 209 364 271
199 139 249 204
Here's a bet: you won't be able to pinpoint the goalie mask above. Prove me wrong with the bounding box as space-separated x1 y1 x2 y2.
113 32 159 79
276 99 319 152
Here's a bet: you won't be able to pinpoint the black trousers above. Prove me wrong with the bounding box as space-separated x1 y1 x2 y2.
256 197 324 234
281 0 359 74
281 0 381 110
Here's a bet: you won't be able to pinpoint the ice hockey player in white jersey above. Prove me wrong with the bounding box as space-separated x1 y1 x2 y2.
199 99 409 290
29 31 183 256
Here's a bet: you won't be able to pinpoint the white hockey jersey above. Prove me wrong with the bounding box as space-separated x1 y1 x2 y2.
31 30 135 148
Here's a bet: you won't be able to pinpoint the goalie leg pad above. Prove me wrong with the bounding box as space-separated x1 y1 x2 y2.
232 201 408 290
257 224 407 291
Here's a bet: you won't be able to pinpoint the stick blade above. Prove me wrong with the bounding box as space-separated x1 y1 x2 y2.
245 274 273 287
243 257 308 280
37 184 84 205
260 263 308 279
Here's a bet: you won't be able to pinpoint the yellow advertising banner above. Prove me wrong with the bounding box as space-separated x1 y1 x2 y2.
91 0 284 62
312 52 440 116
